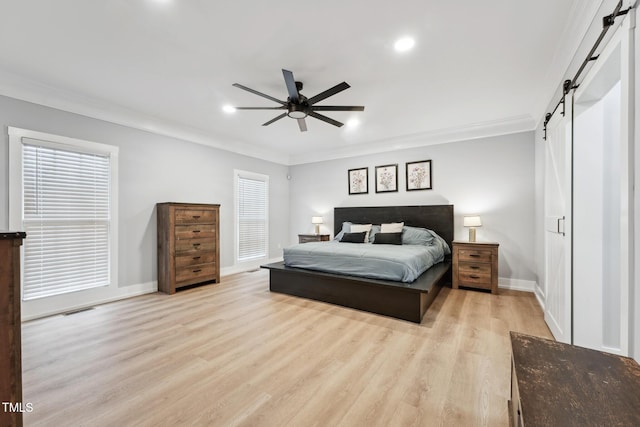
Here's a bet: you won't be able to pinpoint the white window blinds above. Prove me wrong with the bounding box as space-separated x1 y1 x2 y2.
22 141 111 300
237 172 268 261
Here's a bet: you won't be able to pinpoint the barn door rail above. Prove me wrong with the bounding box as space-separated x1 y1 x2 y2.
543 0 631 140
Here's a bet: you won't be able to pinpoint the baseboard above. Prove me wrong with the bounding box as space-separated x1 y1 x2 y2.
498 277 537 293
22 280 158 321
534 284 546 310
221 257 283 277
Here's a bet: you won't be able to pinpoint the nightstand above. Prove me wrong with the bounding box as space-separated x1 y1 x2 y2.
452 241 499 294
298 234 330 243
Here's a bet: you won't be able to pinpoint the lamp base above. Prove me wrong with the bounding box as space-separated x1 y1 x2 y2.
314 224 320 235
469 228 476 242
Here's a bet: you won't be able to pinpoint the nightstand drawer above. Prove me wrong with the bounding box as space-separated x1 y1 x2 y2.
458 248 493 263
298 234 330 243
458 263 492 274
458 272 491 289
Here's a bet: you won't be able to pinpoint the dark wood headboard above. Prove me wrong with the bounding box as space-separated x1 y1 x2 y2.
334 205 454 250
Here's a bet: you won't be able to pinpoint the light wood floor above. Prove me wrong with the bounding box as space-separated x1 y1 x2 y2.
22 270 552 427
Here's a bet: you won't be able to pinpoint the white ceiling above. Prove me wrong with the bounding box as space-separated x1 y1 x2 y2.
0 0 598 165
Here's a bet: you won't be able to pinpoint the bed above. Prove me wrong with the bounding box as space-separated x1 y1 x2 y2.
261 205 454 323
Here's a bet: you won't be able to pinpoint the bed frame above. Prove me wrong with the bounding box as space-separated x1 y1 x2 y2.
262 205 454 323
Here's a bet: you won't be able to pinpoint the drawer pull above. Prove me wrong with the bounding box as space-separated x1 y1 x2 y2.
192 215 201 219
470 275 480 279
192 269 202 273
193 243 201 247
469 254 481 257
192 230 201 233
470 266 480 269
193 256 201 260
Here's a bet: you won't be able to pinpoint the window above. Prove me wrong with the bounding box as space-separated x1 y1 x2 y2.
235 170 269 262
9 128 118 314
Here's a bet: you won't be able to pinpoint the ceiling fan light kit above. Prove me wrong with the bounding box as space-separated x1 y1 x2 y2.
232 69 364 132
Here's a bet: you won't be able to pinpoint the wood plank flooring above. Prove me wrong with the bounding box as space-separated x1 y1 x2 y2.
21 270 552 427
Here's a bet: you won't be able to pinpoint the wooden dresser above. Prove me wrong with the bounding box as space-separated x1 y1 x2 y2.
452 241 499 294
0 231 26 427
509 332 640 426
298 234 330 244
157 203 220 294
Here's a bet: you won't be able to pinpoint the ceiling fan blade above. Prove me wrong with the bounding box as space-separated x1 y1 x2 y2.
262 113 287 126
232 83 286 105
235 107 286 110
282 69 299 103
297 118 308 132
310 106 365 112
307 82 350 105
308 111 344 127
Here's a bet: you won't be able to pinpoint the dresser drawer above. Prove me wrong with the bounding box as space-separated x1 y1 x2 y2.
175 238 216 254
175 263 217 286
458 248 493 263
175 224 216 240
175 209 216 224
175 252 216 268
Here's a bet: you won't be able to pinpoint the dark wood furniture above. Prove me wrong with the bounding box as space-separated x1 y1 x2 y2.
0 231 26 427
263 205 453 323
298 234 330 243
157 203 220 294
452 241 499 294
509 331 640 427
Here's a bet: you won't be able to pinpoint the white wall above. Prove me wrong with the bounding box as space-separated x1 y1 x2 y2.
289 131 537 287
0 95 290 290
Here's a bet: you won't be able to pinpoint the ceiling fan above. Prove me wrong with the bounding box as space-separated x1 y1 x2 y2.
232 69 364 132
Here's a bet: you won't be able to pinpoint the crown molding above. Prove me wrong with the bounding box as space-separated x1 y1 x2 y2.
287 114 536 165
0 68 290 165
0 68 536 167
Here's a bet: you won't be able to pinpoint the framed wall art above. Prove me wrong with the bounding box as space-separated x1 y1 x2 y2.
375 164 398 193
348 167 368 195
406 160 432 191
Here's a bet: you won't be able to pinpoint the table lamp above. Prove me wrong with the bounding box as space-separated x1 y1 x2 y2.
311 216 323 235
463 215 482 242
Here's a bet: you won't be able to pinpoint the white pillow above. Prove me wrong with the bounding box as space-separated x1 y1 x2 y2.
350 224 372 243
381 222 404 233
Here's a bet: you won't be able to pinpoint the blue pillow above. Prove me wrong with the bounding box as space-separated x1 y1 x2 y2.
402 226 435 245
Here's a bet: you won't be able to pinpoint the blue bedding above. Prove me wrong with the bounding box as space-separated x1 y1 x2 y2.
283 233 449 283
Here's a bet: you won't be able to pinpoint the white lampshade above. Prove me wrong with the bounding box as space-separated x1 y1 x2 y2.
311 216 323 224
463 215 482 227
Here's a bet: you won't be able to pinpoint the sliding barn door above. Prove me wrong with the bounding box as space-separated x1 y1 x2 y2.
572 23 632 356
543 103 572 344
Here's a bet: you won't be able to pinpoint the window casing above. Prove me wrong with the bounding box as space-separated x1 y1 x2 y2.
9 127 118 318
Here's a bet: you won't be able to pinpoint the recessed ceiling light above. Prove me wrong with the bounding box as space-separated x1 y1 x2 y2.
222 105 237 114
346 118 360 128
394 37 415 53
